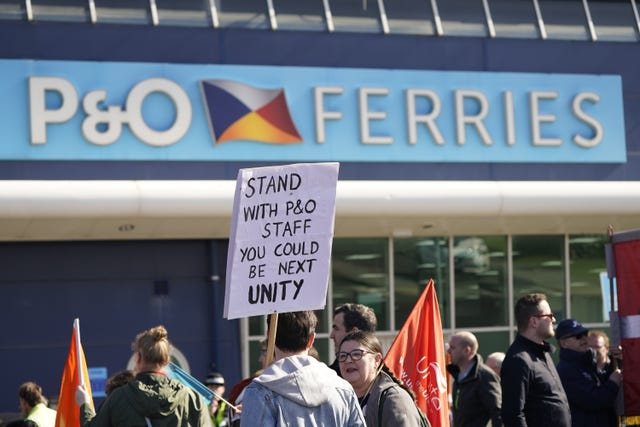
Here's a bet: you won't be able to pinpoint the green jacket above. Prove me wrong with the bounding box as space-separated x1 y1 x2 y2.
81 372 213 427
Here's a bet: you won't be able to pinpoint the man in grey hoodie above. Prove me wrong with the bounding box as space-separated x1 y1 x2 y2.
240 311 366 427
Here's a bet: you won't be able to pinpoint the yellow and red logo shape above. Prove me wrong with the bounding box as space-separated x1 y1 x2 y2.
199 79 302 144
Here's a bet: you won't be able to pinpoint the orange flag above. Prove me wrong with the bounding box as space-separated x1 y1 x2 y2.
384 279 449 427
55 318 93 427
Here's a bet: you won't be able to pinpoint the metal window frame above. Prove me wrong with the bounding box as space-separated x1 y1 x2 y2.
632 0 640 39
378 0 389 34
448 236 455 330
532 0 547 40
564 233 571 318
148 0 159 26
208 0 219 28
482 0 496 38
582 0 598 42
430 0 443 36
507 235 515 343
24 0 33 21
322 0 335 32
266 0 278 30
18 0 640 41
388 237 396 331
236 232 608 377
87 0 96 23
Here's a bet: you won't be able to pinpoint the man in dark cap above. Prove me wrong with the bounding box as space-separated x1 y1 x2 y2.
205 372 228 427
555 318 622 427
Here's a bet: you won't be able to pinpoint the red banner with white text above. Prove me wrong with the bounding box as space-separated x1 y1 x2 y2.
384 279 449 427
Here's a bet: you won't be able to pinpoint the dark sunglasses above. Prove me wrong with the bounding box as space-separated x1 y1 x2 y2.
532 313 555 320
569 332 588 339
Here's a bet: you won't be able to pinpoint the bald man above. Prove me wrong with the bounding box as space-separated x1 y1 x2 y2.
447 331 502 426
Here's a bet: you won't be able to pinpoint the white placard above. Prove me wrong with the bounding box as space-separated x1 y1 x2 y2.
223 162 339 319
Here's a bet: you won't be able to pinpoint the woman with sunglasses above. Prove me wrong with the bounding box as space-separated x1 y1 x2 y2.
338 331 425 426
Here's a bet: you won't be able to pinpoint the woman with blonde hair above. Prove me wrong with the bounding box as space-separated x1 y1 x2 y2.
76 325 213 426
338 331 427 426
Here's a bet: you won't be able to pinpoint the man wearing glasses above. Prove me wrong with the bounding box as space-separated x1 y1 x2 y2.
501 293 571 427
556 319 622 427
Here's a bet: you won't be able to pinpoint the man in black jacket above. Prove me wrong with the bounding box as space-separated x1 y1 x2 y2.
501 293 571 427
556 319 622 427
446 331 502 426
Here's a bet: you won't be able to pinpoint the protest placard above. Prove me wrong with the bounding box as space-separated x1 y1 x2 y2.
223 162 339 319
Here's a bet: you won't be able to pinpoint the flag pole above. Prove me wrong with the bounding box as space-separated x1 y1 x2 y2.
74 318 84 387
167 362 240 412
265 312 278 366
209 388 239 412
607 225 616 321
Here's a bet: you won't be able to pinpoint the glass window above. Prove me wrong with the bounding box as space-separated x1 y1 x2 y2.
569 234 608 323
513 235 566 319
393 237 450 329
217 0 269 29
314 307 328 334
589 1 638 42
330 0 383 33
0 0 26 20
490 0 539 39
472 330 511 361
249 314 266 336
455 236 508 327
247 338 266 375
31 0 88 22
332 238 389 330
271 0 325 31
312 336 331 365
537 0 590 40
156 0 211 27
437 0 488 37
385 0 436 36
240 233 613 377
95 0 152 25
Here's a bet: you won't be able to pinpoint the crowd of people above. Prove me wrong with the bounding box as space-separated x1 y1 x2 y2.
447 293 623 427
6 295 626 427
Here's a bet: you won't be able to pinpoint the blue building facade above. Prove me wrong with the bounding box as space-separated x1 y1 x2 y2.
1 0 639 414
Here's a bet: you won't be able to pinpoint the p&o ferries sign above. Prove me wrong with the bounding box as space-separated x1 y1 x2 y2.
0 59 626 163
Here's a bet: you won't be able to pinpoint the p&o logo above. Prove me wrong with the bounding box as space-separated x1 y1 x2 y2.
199 79 302 144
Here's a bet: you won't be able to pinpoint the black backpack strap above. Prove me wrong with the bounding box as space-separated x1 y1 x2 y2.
376 384 396 427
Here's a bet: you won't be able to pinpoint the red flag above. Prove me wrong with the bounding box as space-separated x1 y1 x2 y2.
55 318 93 427
384 279 449 427
612 237 640 416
